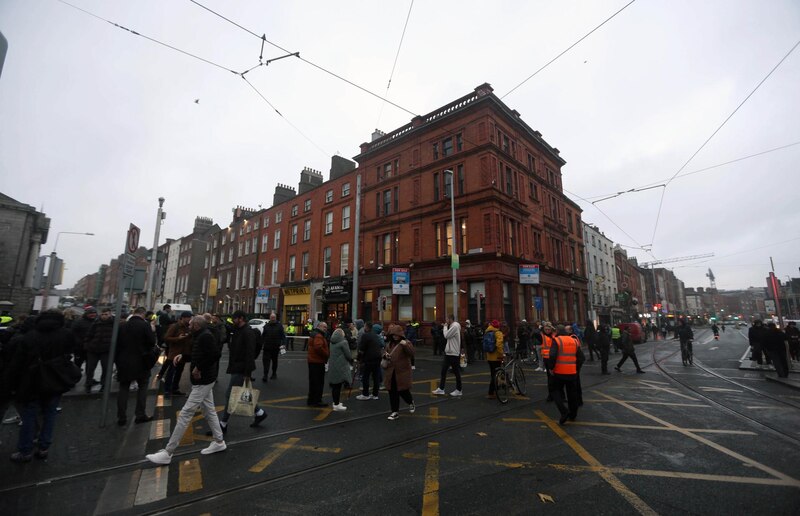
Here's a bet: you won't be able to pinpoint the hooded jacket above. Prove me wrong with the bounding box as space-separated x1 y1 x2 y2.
327 329 353 385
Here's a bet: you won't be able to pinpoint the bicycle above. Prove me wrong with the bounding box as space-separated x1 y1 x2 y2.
680 340 693 366
494 353 527 404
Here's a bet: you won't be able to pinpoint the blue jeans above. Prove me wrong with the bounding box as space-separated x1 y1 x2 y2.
18 395 61 454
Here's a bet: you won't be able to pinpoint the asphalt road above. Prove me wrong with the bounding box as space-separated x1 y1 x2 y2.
1 328 799 515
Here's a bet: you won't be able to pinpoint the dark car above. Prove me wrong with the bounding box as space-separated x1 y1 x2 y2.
617 322 647 344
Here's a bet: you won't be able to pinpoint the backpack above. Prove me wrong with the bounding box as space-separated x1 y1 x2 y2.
482 330 496 352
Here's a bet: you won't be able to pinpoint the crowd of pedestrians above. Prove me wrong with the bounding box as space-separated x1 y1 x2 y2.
2 304 797 465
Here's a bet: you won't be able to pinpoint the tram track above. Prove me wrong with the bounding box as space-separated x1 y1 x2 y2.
650 330 800 446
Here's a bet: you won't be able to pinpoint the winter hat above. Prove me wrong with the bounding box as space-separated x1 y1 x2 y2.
330 328 346 344
491 319 500 328
372 323 383 334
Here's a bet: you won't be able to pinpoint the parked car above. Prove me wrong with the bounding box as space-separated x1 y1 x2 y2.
617 322 647 344
249 318 268 335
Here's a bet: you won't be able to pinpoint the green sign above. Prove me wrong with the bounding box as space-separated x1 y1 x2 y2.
451 253 459 270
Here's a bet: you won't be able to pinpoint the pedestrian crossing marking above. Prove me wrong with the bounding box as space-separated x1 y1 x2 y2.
133 466 168 505
422 442 440 516
250 437 301 473
178 459 203 493
149 419 170 440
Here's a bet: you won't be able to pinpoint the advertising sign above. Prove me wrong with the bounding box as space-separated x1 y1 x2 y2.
392 268 410 295
519 264 540 285
256 288 270 304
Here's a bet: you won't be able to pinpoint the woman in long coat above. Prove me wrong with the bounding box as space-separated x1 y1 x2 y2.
327 328 353 411
383 324 415 420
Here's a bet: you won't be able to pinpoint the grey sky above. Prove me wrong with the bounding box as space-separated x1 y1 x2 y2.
1 0 798 291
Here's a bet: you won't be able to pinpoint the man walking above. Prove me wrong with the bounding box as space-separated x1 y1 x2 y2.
83 308 114 393
163 311 193 396
211 310 267 436
614 326 645 374
146 316 227 464
115 307 156 426
583 320 597 361
432 314 463 397
261 312 285 382
544 325 585 425
597 323 612 374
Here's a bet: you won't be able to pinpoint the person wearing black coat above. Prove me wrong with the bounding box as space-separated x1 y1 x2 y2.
763 322 789 378
84 309 114 393
261 313 286 382
614 327 645 374
115 308 156 426
145 316 227 465
748 320 768 365
70 307 97 368
356 323 383 400
596 324 612 374
7 310 76 462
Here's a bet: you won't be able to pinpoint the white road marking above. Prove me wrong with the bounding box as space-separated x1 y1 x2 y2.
134 466 168 505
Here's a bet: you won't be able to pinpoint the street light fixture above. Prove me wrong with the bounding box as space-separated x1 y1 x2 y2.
41 231 95 310
443 169 458 321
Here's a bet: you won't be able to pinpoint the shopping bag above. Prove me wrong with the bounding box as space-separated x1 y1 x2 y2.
228 377 260 417
459 352 467 369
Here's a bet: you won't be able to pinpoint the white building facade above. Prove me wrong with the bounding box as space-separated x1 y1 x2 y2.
583 222 618 325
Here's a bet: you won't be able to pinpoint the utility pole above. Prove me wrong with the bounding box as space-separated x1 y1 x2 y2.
351 174 362 320
145 197 165 311
444 169 458 321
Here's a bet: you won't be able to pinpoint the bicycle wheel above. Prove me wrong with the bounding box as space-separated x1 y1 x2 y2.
513 365 526 396
494 368 510 404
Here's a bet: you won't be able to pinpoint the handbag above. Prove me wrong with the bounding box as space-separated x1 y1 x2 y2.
33 354 82 396
380 355 391 369
228 377 260 417
143 345 161 370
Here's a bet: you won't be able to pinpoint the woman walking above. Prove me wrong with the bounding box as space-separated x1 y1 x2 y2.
383 324 415 420
328 328 353 411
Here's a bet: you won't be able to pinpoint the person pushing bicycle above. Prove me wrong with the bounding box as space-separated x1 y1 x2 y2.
678 320 694 357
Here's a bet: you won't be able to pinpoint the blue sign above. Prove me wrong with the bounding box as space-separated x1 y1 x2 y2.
519 264 540 285
533 296 543 310
256 288 270 303
392 268 410 295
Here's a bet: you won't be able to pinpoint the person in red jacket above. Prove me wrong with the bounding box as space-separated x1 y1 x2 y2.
306 321 330 407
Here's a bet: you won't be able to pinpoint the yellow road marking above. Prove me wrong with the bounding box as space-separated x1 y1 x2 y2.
502 417 546 423
430 407 439 424
535 410 658 516
597 393 800 487
272 442 341 453
582 399 709 407
263 404 328 412
250 437 301 473
314 407 332 421
502 417 755 435
430 380 439 397
178 412 206 446
422 442 440 516
178 459 203 493
263 395 308 404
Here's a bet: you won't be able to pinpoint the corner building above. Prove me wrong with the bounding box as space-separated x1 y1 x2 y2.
206 84 588 335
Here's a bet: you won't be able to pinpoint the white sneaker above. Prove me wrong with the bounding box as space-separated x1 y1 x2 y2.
535 367 544 372
408 402 416 413
450 389 463 397
332 403 347 412
356 394 371 401
201 441 227 455
431 388 445 395
387 412 400 420
370 395 379 400
145 449 172 464
412 365 416 370
129 382 138 392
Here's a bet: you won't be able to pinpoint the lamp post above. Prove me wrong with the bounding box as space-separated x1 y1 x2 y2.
145 197 165 310
444 169 458 321
41 231 94 310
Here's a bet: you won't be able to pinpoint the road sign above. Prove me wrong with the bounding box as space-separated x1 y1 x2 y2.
533 296 543 310
127 223 140 254
122 253 135 277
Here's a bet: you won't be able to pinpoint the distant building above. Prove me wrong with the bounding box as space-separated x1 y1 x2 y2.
0 193 50 316
583 222 618 324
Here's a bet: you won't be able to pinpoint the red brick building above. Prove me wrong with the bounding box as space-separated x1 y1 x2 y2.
208 84 588 332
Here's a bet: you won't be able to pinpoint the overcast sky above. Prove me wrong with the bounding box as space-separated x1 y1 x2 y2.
1 0 798 292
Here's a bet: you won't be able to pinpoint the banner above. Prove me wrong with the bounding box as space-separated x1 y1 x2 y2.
209 277 218 297
519 264 540 285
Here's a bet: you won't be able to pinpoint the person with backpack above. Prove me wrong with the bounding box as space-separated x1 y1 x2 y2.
484 320 504 399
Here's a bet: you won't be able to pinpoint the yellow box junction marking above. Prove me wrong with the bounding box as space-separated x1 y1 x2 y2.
249 437 340 473
422 442 440 516
179 459 203 493
314 407 333 421
535 410 658 516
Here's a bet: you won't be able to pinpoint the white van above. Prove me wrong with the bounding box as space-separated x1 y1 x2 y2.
153 303 194 321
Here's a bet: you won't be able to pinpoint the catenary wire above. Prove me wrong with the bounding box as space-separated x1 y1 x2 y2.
580 140 800 202
501 0 637 100
189 0 419 117
57 0 239 75
376 0 415 128
648 38 800 246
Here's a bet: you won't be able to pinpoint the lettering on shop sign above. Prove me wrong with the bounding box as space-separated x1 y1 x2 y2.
283 287 309 296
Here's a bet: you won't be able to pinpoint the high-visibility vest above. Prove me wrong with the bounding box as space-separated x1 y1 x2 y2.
611 327 621 339
553 336 578 375
541 333 556 360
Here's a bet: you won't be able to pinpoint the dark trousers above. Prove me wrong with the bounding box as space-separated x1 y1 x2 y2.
388 374 413 412
616 350 641 371
262 347 279 379
361 361 380 397
586 339 597 360
117 373 149 421
165 360 186 393
18 395 60 454
612 338 620 352
599 345 610 373
550 374 579 419
488 360 501 394
766 346 789 378
330 382 343 404
85 351 109 391
439 355 462 391
307 363 325 404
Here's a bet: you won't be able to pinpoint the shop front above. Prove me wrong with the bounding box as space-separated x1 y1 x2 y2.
282 284 311 326
322 276 352 328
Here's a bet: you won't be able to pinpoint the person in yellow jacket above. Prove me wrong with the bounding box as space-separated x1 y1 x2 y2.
485 320 504 398
545 325 585 425
286 321 297 350
611 325 621 353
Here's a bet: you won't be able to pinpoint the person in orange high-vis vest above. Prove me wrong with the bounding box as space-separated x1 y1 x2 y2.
544 325 585 425
540 322 558 402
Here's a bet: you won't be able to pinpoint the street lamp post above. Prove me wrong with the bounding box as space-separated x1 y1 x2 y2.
145 197 165 310
444 169 458 321
41 231 94 310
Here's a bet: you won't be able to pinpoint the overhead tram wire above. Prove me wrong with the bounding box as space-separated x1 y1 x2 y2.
58 0 239 75
501 0 637 100
57 0 330 159
648 37 800 247
579 140 800 202
189 0 419 118
376 0 415 128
